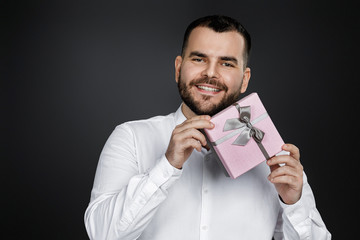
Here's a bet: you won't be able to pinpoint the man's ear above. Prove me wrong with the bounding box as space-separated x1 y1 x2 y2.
240 67 251 93
175 56 182 83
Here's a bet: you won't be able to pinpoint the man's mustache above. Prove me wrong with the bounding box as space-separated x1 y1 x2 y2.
189 76 228 92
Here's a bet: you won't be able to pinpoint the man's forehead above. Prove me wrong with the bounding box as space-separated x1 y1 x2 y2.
185 27 245 59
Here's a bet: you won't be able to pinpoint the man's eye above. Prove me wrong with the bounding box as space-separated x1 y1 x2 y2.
192 58 204 62
222 62 234 67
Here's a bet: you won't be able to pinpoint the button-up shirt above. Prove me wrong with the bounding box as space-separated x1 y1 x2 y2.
84 106 331 240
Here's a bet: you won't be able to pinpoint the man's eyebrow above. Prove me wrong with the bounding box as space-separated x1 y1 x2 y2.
188 51 239 65
188 51 208 58
220 56 238 65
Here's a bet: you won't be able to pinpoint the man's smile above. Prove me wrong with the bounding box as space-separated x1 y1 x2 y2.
195 84 222 95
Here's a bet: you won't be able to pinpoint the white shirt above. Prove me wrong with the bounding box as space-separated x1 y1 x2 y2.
84 106 331 240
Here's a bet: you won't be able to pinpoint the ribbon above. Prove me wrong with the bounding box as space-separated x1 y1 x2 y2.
212 103 270 160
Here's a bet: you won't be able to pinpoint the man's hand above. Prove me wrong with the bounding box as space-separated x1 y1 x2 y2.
165 115 214 169
267 144 303 205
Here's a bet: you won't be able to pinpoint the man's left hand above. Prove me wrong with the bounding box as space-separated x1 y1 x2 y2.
266 144 303 205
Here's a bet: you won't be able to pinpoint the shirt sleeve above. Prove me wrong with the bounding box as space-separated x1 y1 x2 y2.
274 173 332 240
84 123 182 240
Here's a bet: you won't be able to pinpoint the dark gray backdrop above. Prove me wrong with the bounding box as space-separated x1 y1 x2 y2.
3 0 358 239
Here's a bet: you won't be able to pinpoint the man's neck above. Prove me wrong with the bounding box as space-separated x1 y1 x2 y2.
181 103 197 119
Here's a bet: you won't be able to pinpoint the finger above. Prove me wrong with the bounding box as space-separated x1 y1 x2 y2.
267 154 281 171
177 128 207 146
269 162 281 172
268 175 299 186
183 138 202 152
268 165 302 180
175 119 214 133
282 144 300 161
179 115 211 126
190 115 211 121
267 155 303 170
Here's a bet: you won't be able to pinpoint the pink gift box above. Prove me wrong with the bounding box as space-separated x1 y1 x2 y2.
204 92 284 179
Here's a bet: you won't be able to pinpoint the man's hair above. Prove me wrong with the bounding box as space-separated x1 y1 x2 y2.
181 15 251 68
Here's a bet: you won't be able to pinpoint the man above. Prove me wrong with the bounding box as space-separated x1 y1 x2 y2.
84 15 331 239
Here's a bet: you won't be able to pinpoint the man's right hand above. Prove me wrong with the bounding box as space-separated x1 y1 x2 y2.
165 115 214 169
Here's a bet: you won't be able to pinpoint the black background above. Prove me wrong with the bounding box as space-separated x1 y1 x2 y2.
2 0 359 239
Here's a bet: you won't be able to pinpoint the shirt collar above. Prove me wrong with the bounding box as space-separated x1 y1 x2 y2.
174 104 187 126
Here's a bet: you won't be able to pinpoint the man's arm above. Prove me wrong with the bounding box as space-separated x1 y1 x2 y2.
84 123 182 240
268 144 331 239
273 172 332 239
84 116 214 240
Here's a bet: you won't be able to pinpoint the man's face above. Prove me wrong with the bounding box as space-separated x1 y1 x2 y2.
175 27 251 116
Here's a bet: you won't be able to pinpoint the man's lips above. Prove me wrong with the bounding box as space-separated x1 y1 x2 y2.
195 84 222 95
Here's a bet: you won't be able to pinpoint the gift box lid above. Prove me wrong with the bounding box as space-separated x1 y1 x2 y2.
204 92 284 178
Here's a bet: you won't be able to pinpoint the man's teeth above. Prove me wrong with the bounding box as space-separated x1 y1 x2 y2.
197 85 220 92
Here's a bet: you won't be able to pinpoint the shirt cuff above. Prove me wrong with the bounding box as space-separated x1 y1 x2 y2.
279 194 310 227
148 155 182 190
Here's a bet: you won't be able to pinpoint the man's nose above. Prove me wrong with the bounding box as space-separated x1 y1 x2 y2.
201 61 220 79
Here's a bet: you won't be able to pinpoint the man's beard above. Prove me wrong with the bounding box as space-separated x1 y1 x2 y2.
177 73 243 116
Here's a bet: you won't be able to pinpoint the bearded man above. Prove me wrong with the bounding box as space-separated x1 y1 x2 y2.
85 15 331 240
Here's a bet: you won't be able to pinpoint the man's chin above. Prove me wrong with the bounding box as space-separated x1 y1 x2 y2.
195 95 241 116
189 102 227 116
179 87 241 116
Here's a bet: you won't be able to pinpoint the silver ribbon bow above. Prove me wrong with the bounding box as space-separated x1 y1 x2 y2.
223 104 265 146
213 103 270 160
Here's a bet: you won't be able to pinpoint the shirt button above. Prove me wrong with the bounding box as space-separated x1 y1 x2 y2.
202 225 208 231
203 189 208 194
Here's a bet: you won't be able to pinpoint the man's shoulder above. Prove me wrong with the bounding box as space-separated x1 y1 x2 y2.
116 112 176 135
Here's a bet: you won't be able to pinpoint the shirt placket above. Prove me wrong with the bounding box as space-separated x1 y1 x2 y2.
199 150 211 240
